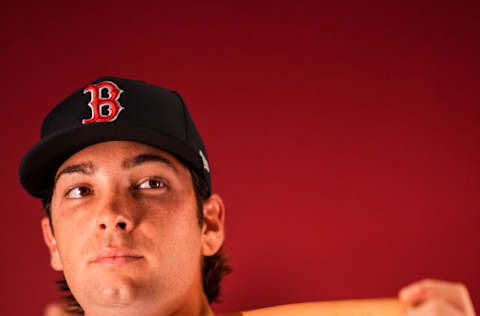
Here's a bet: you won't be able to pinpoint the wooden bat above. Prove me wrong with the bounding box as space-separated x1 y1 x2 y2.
228 298 407 316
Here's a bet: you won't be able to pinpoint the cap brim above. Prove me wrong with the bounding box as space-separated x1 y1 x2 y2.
19 122 204 198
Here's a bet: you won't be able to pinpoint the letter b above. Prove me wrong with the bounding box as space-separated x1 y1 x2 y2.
82 81 124 124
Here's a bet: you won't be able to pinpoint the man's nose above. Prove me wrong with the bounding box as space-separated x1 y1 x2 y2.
95 192 135 233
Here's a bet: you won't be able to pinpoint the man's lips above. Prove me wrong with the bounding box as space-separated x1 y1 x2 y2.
91 248 144 267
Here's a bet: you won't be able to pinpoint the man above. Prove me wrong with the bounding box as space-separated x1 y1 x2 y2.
19 77 476 316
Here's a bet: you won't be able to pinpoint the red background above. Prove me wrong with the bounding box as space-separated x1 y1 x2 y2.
1 1 479 315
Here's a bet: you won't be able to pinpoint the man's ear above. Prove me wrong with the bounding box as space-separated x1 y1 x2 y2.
41 217 63 271
201 194 225 256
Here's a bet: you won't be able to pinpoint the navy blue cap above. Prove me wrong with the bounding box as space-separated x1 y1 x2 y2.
19 76 211 198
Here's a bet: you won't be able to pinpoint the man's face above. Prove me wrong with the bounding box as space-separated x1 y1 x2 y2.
43 141 213 315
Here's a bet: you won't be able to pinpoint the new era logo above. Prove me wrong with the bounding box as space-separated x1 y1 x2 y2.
199 150 210 173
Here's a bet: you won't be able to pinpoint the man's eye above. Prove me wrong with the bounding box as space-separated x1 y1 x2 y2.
138 178 167 190
66 186 91 198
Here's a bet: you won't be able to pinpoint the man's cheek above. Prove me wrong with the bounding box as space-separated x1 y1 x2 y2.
56 228 90 271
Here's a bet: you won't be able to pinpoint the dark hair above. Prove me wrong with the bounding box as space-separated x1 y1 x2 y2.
42 165 231 314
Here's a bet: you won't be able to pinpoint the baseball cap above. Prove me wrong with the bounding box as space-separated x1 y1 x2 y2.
19 76 211 198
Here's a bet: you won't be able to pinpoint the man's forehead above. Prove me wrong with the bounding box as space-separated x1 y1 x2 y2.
55 140 185 176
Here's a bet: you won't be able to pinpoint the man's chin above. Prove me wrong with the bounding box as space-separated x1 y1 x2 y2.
81 273 151 307
77 279 175 316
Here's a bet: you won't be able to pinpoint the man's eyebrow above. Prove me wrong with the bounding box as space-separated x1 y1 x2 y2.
122 154 178 174
55 162 95 183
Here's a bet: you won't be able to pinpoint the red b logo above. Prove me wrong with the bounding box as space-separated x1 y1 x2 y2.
82 81 124 124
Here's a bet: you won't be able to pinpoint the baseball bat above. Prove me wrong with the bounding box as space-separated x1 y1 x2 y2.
235 298 406 316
